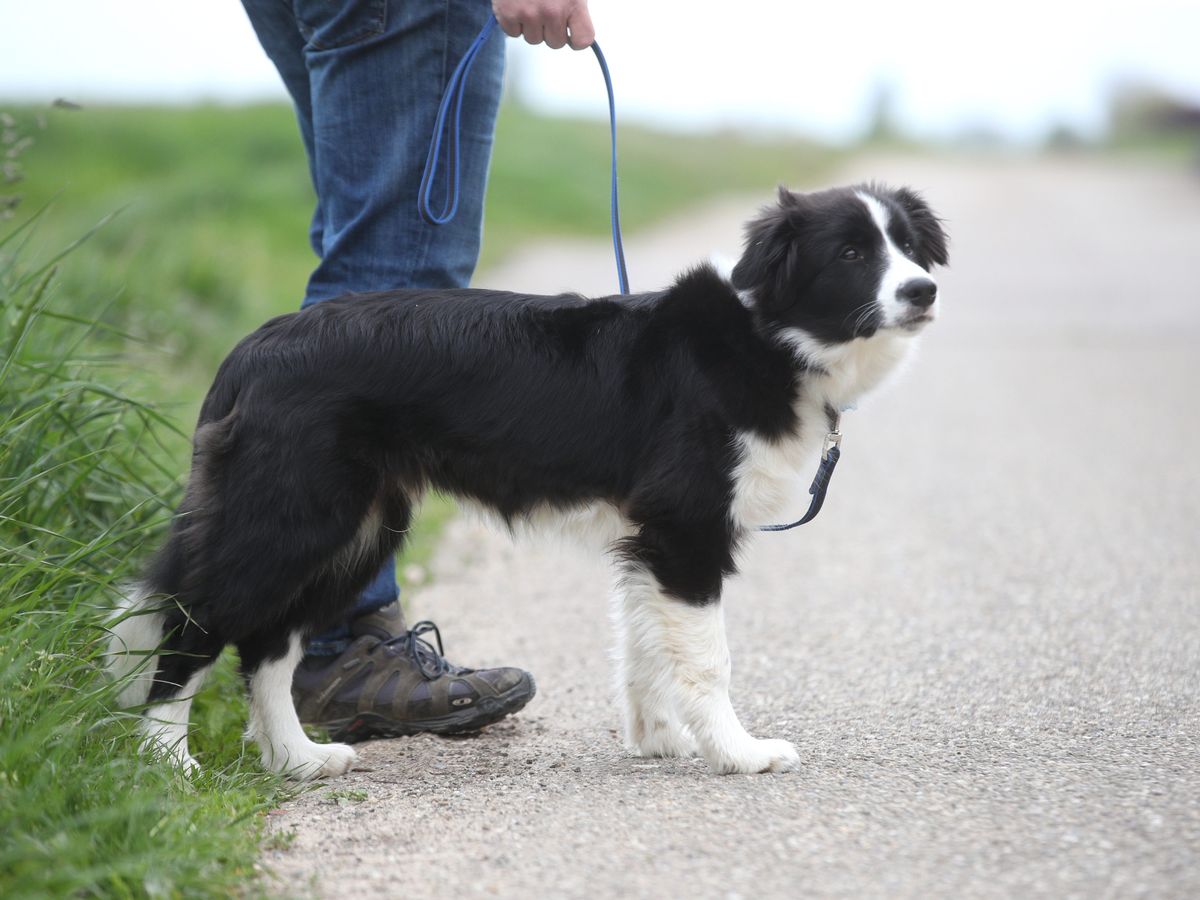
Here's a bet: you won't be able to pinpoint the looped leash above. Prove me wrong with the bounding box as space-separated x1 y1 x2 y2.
417 16 499 228
758 409 844 532
419 15 629 295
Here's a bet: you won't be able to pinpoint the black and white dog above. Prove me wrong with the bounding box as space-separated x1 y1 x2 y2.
108 183 948 780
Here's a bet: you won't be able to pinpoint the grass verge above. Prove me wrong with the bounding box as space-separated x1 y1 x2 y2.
0 206 290 898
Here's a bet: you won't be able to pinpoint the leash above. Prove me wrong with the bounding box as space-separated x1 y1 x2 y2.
757 407 844 532
418 14 629 295
419 19 842 529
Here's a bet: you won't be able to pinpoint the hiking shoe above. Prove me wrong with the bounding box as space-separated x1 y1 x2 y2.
292 601 536 742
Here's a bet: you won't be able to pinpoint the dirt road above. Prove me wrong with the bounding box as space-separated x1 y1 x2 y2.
262 155 1200 898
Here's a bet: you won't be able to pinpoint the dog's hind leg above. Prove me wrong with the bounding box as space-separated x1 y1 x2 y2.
239 630 357 781
141 663 215 776
106 582 167 709
138 606 226 775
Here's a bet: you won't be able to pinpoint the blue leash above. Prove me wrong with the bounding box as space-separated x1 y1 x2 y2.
757 406 844 532
757 447 841 531
418 15 628 295
419 21 840 530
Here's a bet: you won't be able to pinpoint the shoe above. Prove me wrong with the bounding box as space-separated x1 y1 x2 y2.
292 601 536 742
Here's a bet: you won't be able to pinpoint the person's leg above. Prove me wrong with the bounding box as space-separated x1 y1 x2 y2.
238 0 532 740
241 0 396 645
299 0 504 302
240 0 504 646
299 0 504 635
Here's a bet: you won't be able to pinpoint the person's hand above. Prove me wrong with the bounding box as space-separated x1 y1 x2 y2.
492 0 595 50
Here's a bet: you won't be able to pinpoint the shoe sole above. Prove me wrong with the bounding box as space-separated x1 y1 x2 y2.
325 672 537 743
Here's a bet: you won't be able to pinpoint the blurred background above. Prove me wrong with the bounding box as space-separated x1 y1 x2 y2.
5 0 1200 144
2 0 1197 381
1 2 1198 897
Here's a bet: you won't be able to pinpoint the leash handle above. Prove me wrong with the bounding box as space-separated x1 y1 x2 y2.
418 15 630 295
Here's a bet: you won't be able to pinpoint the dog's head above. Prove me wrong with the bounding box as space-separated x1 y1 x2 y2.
731 184 949 345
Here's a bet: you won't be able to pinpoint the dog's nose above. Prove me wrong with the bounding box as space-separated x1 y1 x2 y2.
897 277 937 308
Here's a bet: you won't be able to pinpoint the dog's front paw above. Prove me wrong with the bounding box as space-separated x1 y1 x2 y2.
708 737 800 775
264 740 358 781
307 742 358 780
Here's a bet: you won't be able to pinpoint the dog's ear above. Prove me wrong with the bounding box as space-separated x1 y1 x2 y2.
895 187 949 268
732 186 807 311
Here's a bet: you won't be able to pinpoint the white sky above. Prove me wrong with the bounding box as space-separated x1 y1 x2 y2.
1 0 1198 143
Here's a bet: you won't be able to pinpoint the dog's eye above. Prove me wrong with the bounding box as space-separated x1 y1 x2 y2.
903 241 915 257
840 246 861 261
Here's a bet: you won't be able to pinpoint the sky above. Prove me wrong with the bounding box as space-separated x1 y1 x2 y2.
1 0 1198 143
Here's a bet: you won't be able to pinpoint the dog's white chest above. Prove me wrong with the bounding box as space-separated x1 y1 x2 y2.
728 332 915 531
728 404 828 530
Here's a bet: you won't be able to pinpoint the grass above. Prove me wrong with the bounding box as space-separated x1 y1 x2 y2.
0 100 833 897
0 209 287 898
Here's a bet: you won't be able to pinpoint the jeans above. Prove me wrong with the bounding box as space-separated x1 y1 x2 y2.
240 0 505 653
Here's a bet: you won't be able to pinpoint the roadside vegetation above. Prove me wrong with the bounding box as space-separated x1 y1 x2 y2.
0 101 831 897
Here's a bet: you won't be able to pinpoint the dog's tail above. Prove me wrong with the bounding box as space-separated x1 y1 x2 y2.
105 582 166 708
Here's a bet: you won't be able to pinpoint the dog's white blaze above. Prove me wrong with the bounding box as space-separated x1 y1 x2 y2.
856 191 935 328
107 582 166 708
140 663 213 775
611 568 799 773
245 633 357 780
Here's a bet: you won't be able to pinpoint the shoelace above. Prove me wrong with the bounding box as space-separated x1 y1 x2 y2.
380 619 451 680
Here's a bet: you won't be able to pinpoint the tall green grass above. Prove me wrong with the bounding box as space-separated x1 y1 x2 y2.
0 200 288 897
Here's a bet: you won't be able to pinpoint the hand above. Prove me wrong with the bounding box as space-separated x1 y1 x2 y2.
492 0 595 50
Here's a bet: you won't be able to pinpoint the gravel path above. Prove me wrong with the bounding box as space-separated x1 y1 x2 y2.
261 155 1200 898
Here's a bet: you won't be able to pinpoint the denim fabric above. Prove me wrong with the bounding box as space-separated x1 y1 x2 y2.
240 0 505 651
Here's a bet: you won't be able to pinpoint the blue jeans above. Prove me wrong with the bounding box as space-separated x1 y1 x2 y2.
240 0 505 653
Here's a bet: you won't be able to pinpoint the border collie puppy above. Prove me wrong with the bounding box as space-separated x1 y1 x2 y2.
108 183 948 780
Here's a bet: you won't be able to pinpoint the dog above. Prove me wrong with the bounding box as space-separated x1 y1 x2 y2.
107 182 948 780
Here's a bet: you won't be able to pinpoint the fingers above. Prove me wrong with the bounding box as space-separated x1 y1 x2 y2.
523 23 546 45
542 15 569 50
492 8 520 39
491 1 593 50
566 6 595 49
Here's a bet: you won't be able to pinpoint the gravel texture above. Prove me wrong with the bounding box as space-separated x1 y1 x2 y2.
261 156 1200 898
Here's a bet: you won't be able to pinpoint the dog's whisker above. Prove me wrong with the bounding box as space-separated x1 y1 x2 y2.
847 301 879 334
